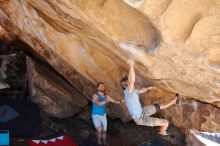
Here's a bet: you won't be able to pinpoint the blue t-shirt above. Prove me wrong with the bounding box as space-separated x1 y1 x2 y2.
124 88 142 119
92 94 108 116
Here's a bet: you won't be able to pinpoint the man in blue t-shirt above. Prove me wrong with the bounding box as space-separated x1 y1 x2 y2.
120 59 178 135
92 82 121 145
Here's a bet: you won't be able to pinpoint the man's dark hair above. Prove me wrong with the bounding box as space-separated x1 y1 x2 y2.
120 76 128 90
97 82 104 88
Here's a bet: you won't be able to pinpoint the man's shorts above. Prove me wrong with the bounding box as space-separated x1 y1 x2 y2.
134 104 162 127
92 114 107 131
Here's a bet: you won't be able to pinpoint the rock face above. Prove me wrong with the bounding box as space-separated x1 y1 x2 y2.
26 57 89 118
160 100 220 133
0 48 28 99
0 0 220 132
122 0 220 107
185 130 205 146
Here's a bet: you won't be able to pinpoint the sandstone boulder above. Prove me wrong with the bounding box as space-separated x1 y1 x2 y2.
0 0 220 132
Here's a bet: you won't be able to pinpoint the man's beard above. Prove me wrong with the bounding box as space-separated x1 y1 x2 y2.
99 89 105 93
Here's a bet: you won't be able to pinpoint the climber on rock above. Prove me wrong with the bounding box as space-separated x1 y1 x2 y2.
120 59 178 135
92 82 121 145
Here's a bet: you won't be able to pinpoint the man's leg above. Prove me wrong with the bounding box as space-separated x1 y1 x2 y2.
92 115 102 144
96 126 102 144
154 118 169 135
135 116 169 135
101 115 108 145
159 97 177 109
140 105 170 135
156 95 178 134
102 131 107 145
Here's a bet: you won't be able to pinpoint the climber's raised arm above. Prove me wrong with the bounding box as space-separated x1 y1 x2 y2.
127 59 135 93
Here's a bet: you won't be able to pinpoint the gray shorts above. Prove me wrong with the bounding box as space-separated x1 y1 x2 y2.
134 105 162 127
92 114 107 131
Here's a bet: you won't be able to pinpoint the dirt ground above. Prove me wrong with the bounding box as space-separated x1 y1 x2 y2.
10 115 186 146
